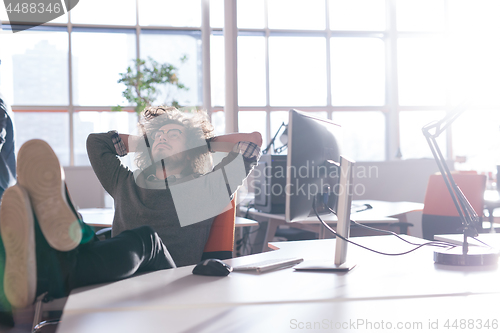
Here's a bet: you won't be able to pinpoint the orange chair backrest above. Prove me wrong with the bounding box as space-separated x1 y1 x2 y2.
203 198 236 254
423 173 486 217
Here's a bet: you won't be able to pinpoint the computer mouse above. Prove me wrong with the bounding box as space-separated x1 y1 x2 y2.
192 259 233 276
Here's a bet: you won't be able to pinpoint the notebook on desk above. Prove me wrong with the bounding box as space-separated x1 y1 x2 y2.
293 260 356 272
232 257 304 273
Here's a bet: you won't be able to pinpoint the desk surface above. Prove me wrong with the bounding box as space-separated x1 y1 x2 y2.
435 232 500 249
79 208 114 228
58 235 499 333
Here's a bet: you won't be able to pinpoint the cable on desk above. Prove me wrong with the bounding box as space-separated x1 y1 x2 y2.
328 206 452 249
470 236 495 249
332 205 496 250
312 197 462 256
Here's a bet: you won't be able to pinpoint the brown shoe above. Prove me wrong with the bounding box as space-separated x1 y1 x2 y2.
0 185 37 309
17 139 82 252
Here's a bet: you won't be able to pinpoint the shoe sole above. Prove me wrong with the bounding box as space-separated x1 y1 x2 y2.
17 139 82 252
0 185 37 309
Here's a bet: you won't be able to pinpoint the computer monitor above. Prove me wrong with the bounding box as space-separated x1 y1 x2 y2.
285 109 342 222
285 109 355 270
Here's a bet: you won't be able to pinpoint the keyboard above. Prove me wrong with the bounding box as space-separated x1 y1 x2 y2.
232 257 304 273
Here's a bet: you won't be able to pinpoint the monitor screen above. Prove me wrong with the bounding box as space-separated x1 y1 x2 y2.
285 109 342 223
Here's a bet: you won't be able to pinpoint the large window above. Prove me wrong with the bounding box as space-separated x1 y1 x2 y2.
0 2 204 167
1 0 499 174
232 0 500 171
0 28 69 105
235 0 387 161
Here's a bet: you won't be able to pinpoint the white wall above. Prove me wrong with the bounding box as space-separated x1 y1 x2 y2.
352 158 454 203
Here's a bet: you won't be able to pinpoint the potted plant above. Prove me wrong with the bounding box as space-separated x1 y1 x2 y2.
113 56 189 116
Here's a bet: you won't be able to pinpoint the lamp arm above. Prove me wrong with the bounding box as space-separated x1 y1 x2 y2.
422 100 470 140
422 106 479 254
274 143 288 154
263 122 286 155
425 135 469 226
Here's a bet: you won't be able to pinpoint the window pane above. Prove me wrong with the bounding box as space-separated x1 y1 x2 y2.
238 36 266 107
0 4 8 21
398 37 446 106
210 35 225 107
211 111 225 135
329 0 385 31
71 30 136 106
331 38 385 106
449 0 500 33
396 0 445 32
448 33 500 106
452 110 500 173
238 111 267 144
14 112 69 166
139 0 201 27
447 0 500 106
399 111 446 159
210 0 224 29
0 30 68 105
140 32 202 107
269 37 327 106
268 0 325 30
238 0 265 29
74 111 138 166
70 0 136 25
332 111 385 161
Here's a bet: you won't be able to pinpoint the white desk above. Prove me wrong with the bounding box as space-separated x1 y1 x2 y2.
241 200 423 252
57 235 499 333
79 208 114 228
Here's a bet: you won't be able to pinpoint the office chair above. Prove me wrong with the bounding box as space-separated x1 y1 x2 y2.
201 198 237 260
422 172 486 240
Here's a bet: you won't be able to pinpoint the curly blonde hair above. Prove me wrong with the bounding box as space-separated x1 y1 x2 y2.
135 106 215 175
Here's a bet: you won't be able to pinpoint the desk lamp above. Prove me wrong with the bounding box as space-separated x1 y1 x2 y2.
422 105 499 266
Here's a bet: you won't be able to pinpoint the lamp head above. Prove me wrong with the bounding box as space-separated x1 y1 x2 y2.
279 127 288 145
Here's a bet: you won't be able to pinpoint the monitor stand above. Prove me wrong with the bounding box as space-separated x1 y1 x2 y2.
295 156 356 273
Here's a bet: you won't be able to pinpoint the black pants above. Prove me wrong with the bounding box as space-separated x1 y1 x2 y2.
36 223 175 300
